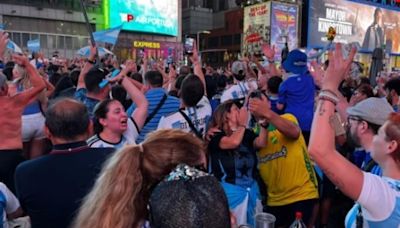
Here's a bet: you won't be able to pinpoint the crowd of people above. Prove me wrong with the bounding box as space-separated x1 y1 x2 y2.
0 29 399 228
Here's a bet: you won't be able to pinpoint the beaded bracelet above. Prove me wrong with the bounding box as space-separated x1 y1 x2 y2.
319 94 338 105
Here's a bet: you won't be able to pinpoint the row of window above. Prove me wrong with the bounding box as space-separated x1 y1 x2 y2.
0 0 101 13
207 34 241 48
8 32 89 51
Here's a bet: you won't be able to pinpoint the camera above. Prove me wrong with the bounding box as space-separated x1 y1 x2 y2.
249 90 263 99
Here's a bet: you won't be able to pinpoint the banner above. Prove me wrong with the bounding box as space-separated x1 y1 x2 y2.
243 2 271 56
270 2 298 61
308 0 400 54
27 39 40 52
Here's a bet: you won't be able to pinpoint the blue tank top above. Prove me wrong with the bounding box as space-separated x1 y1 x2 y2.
17 83 42 115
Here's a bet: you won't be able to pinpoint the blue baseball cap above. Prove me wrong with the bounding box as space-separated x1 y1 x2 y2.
282 49 308 74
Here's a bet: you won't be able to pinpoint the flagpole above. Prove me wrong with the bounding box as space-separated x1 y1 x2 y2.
79 0 100 64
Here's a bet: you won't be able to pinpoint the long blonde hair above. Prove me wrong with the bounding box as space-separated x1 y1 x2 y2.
73 129 206 228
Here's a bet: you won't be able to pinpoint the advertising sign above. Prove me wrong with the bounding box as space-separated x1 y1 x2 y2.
107 0 178 36
243 2 271 56
308 0 400 54
270 2 298 61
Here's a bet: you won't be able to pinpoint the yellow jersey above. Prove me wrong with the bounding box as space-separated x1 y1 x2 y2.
258 114 318 206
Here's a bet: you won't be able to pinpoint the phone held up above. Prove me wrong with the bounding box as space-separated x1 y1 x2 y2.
184 37 195 56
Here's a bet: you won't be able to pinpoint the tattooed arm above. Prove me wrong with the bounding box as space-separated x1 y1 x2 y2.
308 44 363 201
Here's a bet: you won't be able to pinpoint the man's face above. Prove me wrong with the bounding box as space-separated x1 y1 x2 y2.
346 116 363 147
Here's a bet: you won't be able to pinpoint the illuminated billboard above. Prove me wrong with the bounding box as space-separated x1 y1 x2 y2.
105 0 178 36
308 0 400 54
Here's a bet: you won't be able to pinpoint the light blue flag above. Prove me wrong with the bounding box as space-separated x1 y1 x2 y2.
27 39 40 52
7 40 23 54
92 24 123 45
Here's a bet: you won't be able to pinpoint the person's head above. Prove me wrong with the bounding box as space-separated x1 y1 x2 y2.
149 170 231 228
282 49 308 75
349 84 374 105
371 113 400 166
93 99 128 135
179 65 191 78
84 67 109 97
12 64 28 81
267 76 283 95
384 78 400 106
346 97 394 148
374 8 383 25
73 129 207 228
0 73 8 96
180 74 204 107
130 72 143 83
144 70 163 88
44 98 90 142
209 100 241 134
231 61 246 81
52 76 74 99
69 69 80 87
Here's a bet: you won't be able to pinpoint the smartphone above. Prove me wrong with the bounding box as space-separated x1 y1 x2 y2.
98 69 121 88
184 37 195 55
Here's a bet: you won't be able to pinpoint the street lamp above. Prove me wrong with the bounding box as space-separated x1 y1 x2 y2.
197 30 211 53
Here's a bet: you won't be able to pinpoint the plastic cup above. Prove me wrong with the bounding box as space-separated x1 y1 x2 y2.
254 212 276 228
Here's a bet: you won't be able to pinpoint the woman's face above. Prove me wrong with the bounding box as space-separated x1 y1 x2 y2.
225 104 239 127
100 101 128 134
349 90 367 105
12 65 23 80
371 123 391 163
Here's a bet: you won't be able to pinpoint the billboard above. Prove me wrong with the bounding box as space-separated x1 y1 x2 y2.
243 2 271 56
308 0 400 54
270 2 298 61
106 0 178 36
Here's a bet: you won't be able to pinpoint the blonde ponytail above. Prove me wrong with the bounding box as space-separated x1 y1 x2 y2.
73 145 145 228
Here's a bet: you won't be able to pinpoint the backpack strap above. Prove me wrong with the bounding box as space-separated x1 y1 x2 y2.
179 109 203 139
144 94 167 126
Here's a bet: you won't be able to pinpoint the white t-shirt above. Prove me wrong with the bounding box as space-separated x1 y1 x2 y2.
345 172 400 227
0 183 20 228
87 118 138 150
220 80 258 103
157 96 212 137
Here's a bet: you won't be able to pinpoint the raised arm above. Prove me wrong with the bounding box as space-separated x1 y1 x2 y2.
0 31 8 62
189 40 207 96
308 43 363 201
12 54 46 105
77 44 97 89
110 60 148 130
261 43 281 77
249 94 300 140
219 107 249 149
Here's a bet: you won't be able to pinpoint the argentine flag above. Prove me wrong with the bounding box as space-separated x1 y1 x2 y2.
93 24 123 45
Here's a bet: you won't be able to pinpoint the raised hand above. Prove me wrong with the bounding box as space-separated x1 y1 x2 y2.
249 95 271 120
189 40 200 64
323 43 357 93
12 54 30 67
261 43 275 61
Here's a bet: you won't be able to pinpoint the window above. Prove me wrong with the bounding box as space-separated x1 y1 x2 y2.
22 33 30 48
208 37 219 48
221 35 232 46
40 34 47 49
65 36 73 49
48 35 56 49
57 36 65 49
234 34 241 45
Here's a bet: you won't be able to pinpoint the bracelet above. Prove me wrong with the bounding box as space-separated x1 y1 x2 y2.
319 91 339 103
260 123 270 129
320 89 338 97
319 95 338 106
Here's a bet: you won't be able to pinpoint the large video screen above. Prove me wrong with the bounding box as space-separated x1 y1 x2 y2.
308 0 400 54
107 0 178 36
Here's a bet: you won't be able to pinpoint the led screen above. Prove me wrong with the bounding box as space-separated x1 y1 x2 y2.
107 0 178 36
